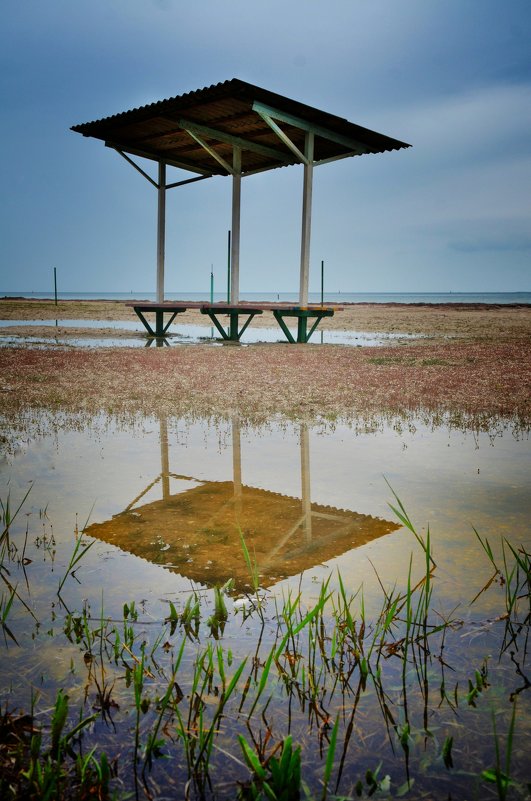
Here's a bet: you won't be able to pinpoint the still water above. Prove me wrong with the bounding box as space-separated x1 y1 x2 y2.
1 412 529 799
0 319 421 347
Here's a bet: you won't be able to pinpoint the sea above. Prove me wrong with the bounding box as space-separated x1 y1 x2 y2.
2 291 530 304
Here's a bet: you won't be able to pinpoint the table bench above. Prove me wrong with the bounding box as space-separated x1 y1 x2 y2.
126 302 342 343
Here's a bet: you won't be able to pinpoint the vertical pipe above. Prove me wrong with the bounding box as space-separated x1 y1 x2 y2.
300 423 312 543
321 260 324 306
227 230 231 303
232 416 243 523
53 267 58 306
159 415 170 502
210 266 215 338
298 132 314 307
230 147 241 305
156 161 166 304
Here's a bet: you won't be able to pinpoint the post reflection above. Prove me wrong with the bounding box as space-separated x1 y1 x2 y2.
86 417 399 590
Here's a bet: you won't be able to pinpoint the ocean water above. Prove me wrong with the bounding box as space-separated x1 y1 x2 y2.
2 290 530 304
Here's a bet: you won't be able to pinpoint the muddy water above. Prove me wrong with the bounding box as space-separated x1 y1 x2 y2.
1 412 529 799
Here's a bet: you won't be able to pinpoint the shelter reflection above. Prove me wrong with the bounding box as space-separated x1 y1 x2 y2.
86 418 399 590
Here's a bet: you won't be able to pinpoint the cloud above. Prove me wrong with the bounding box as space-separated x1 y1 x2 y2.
450 236 531 254
375 81 531 170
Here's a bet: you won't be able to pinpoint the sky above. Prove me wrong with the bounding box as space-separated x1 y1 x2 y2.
1 0 530 295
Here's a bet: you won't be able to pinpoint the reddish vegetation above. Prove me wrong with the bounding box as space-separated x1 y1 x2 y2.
1 340 529 426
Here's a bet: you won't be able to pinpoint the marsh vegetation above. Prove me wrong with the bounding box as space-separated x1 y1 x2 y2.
1 413 530 800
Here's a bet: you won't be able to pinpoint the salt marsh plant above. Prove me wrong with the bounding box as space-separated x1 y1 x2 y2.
0 490 530 800
0 486 32 543
13 689 100 801
57 527 94 597
238 733 302 800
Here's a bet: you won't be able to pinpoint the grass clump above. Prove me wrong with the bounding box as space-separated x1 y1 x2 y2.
0 489 529 800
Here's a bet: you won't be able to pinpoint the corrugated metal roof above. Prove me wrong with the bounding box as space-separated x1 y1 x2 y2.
71 78 410 176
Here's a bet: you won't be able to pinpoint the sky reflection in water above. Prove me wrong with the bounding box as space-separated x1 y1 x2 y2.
0 411 529 799
0 318 421 347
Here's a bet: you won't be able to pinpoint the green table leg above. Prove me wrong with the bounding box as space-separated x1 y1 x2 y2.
229 311 239 341
272 310 296 343
305 314 325 342
297 315 308 343
135 309 155 336
204 311 230 340
134 308 179 337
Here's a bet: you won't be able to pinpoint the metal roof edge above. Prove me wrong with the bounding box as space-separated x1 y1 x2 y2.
70 78 411 152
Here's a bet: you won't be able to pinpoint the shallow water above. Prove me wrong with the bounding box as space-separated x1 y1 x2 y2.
0 318 422 347
1 412 529 799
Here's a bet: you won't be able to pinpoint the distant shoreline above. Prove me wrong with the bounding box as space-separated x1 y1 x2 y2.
0 292 531 310
2 295 530 310
1 290 530 307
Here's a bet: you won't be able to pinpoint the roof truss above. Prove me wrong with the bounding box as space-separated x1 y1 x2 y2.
252 100 372 159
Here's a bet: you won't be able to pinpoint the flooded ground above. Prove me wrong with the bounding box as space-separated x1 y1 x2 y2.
1 411 530 799
0 318 422 347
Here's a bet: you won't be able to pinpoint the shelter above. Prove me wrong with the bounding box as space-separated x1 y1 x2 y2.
72 79 410 340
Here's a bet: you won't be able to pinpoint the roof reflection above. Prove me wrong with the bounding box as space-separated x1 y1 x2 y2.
86 418 399 590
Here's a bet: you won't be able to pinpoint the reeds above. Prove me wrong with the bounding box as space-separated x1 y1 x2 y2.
0 489 529 800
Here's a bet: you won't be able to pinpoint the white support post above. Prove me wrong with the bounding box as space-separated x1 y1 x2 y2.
232 416 242 521
159 414 170 501
230 147 241 305
156 161 166 303
298 132 314 307
300 423 312 543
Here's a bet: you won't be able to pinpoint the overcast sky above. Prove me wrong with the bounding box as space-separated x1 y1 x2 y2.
1 0 530 294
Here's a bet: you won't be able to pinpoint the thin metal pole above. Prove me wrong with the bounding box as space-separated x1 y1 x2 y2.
53 267 58 306
156 161 166 303
227 230 231 303
210 265 214 303
321 260 324 306
230 147 241 305
298 132 314 307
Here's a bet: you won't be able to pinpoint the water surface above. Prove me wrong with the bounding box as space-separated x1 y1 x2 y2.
1 412 529 799
0 319 421 347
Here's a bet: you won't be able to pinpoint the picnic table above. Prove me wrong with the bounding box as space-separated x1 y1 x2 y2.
126 302 342 343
